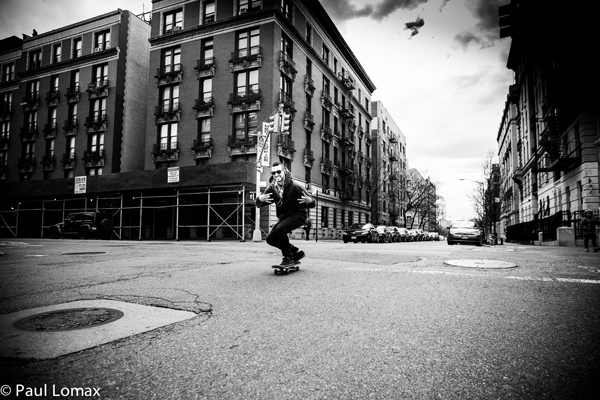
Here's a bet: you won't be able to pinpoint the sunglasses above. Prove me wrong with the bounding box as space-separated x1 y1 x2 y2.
271 170 283 176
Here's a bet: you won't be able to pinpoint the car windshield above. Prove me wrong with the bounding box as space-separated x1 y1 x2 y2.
348 223 366 230
376 226 386 231
453 221 476 228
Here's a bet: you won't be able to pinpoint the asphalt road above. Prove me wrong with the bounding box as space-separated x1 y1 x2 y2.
1 238 599 399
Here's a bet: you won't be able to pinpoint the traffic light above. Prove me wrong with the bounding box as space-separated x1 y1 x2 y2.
280 112 291 135
267 113 280 134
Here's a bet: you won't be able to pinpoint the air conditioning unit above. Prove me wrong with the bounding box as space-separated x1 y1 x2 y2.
94 47 102 53
305 183 311 189
174 26 182 31
240 7 248 14
323 189 330 195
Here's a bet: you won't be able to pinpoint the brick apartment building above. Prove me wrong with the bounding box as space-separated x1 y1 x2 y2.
0 0 378 241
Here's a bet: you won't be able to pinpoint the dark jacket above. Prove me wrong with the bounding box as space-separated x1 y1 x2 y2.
255 168 315 219
580 215 599 235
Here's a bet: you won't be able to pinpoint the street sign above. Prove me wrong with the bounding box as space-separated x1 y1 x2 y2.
74 176 87 194
167 167 180 183
259 122 271 166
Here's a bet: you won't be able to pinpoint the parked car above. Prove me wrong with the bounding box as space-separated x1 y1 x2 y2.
428 232 440 241
49 212 113 239
387 226 402 242
407 229 423 241
447 220 484 246
375 225 392 243
342 223 378 243
397 227 411 241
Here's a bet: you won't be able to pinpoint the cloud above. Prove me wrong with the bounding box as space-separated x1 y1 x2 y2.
453 0 507 49
320 0 431 22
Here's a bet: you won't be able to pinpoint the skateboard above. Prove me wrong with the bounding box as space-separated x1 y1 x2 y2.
272 262 301 275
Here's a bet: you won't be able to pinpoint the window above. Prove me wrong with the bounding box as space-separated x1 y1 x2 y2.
68 103 78 125
89 132 104 154
201 38 214 65
163 47 181 73
323 76 330 95
281 0 293 20
306 23 312 45
160 123 178 150
2 63 14 82
322 45 329 65
237 28 260 57
164 9 183 34
29 50 42 70
0 92 11 112
238 0 260 14
73 38 82 58
160 85 180 113
53 44 61 63
321 206 329 227
70 70 80 92
25 111 37 132
199 118 211 143
235 70 258 97
306 57 312 77
67 136 76 158
201 78 212 102
91 98 106 123
95 31 111 51
203 1 215 24
1 121 9 141
48 108 57 130
50 75 59 92
234 112 257 141
93 64 108 85
281 33 293 58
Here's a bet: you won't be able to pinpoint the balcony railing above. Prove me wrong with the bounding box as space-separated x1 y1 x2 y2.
45 90 60 106
155 65 183 86
304 111 315 132
0 104 12 121
84 114 108 132
228 136 257 156
279 91 295 110
279 51 297 78
17 156 36 173
277 135 296 160
195 58 215 78
63 118 79 136
229 46 262 72
21 94 40 111
193 98 214 118
44 122 58 139
41 155 56 171
320 157 333 174
66 86 80 103
86 80 109 98
338 71 355 91
82 149 106 168
19 125 38 142
153 142 179 163
154 103 182 124
61 153 77 170
304 75 315 96
320 124 333 143
192 139 213 159
320 92 333 109
229 89 261 105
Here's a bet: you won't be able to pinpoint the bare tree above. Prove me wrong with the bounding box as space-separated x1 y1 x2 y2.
467 150 502 238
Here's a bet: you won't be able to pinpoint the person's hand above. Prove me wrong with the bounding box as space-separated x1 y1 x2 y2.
259 193 273 203
298 195 312 204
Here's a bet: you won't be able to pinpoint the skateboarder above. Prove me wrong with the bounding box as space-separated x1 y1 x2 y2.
256 162 315 266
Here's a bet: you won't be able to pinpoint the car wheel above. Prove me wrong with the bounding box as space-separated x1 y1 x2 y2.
343 238 349 243
476 237 483 247
447 240 454 245
79 227 90 239
50 228 61 239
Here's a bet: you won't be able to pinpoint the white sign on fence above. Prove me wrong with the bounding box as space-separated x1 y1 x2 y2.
74 176 87 194
168 167 180 183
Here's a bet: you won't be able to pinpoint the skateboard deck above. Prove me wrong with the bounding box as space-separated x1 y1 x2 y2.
272 262 301 275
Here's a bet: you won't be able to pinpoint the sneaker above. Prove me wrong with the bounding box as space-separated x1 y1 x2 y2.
280 256 295 266
293 249 306 262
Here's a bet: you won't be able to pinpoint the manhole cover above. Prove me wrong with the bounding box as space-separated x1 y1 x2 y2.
13 308 124 332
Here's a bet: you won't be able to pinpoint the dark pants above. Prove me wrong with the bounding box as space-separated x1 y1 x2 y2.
584 233 597 249
267 214 306 257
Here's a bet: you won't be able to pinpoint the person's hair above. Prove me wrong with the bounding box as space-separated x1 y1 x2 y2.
272 161 281 167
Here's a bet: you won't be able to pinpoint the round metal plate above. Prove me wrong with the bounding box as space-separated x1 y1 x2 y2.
13 307 124 332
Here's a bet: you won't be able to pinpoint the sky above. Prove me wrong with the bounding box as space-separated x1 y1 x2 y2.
0 0 514 222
